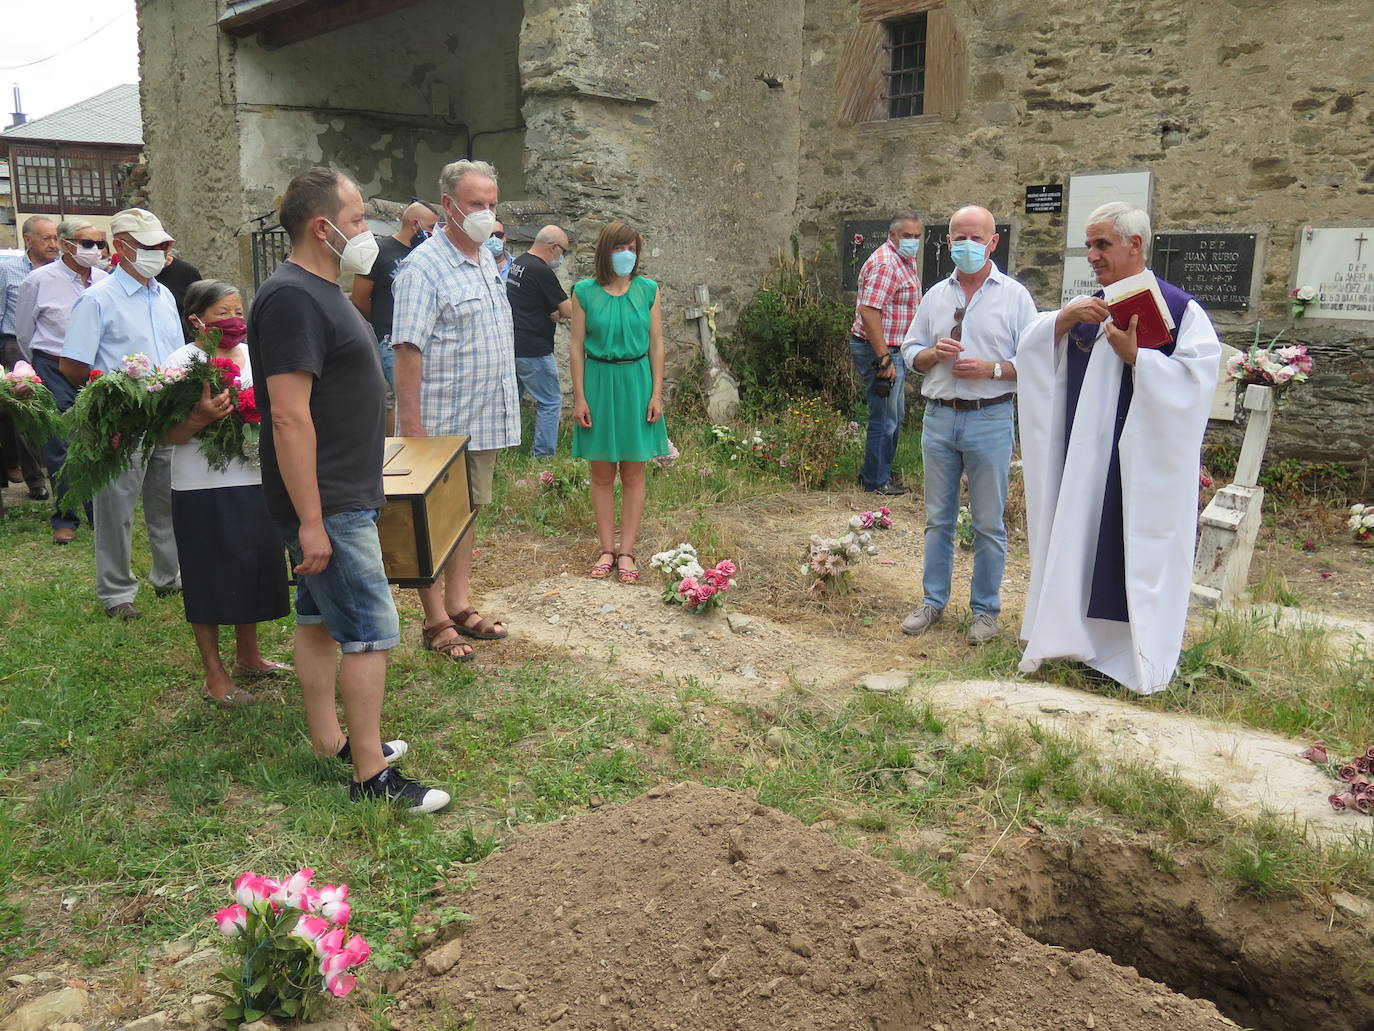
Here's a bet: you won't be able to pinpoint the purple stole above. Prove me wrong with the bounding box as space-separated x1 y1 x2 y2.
1063 278 1195 622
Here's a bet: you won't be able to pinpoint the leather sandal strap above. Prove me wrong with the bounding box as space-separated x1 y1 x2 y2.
422 618 458 644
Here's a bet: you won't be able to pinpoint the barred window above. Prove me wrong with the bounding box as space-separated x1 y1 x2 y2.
886 15 927 119
15 151 60 211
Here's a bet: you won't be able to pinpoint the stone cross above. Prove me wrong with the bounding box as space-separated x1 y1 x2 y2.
684 283 739 424
1191 383 1276 609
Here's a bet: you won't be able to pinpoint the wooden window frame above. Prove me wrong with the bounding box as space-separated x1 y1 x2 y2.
837 0 966 125
885 15 928 119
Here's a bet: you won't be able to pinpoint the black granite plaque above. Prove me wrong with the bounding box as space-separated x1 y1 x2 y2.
841 220 893 291
1025 184 1063 213
1151 232 1257 312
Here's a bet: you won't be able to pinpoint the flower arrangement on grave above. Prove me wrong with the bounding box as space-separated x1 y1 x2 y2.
536 465 586 498
1224 337 1313 392
1310 744 1374 815
1349 503 1374 543
649 543 737 613
848 507 892 532
805 529 879 595
0 360 63 445
60 328 261 503
211 868 370 1027
1289 285 1319 318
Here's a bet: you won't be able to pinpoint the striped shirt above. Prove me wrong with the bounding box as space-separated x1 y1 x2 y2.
0 252 37 336
850 240 922 347
391 230 520 449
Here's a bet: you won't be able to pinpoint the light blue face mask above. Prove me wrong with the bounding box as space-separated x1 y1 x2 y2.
897 237 921 259
611 249 637 277
950 240 987 274
483 236 505 258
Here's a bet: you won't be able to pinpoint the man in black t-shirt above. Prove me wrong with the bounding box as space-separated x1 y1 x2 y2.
506 225 571 457
156 252 203 341
249 168 449 815
349 201 439 396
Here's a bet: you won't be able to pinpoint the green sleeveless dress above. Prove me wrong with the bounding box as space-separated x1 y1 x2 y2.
572 276 670 462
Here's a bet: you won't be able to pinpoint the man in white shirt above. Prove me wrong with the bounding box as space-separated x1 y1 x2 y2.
900 205 1037 644
62 208 184 619
16 219 109 543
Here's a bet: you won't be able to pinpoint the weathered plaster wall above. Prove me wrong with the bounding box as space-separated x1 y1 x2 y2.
797 0 1374 465
137 0 243 284
232 0 523 216
521 0 806 383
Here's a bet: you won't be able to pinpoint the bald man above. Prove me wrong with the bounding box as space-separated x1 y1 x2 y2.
350 200 440 407
507 224 572 457
899 205 1037 644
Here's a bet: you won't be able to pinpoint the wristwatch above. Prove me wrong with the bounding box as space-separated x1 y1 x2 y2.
992 362 1003 380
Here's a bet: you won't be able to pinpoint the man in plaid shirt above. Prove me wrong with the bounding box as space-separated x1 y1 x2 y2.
850 211 923 495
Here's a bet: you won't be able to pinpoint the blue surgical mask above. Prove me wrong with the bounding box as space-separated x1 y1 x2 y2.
950 240 987 274
897 237 920 259
611 249 637 277
549 255 564 270
411 228 430 247
483 236 505 258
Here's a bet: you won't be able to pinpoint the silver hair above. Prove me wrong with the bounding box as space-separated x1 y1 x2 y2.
57 218 97 241
183 279 241 320
1087 202 1151 253
889 210 923 233
438 159 498 196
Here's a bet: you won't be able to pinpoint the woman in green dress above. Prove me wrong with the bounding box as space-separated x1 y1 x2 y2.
570 221 669 583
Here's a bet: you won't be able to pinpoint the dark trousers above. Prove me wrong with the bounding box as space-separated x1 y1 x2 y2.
30 350 91 531
0 334 46 491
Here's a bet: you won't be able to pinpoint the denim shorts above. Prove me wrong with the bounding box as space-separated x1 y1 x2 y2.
281 509 400 653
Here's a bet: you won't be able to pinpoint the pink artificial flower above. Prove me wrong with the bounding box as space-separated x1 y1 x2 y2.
316 926 346 958
4 360 40 383
324 972 357 998
1300 741 1327 764
297 886 322 912
290 914 330 944
538 470 555 487
703 568 730 589
1330 792 1353 812
677 576 699 594
272 867 315 909
714 559 737 577
315 883 349 923
233 872 279 911
214 904 248 937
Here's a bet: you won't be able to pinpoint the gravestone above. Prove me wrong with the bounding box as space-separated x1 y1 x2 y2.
1151 233 1257 312
841 220 1012 291
1292 226 1374 320
1065 170 1152 247
841 219 895 291
921 224 1012 286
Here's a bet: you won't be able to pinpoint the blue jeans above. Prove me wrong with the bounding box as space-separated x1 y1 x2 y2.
515 354 562 457
920 400 1014 616
31 351 91 531
849 337 906 489
280 509 400 653
377 334 396 393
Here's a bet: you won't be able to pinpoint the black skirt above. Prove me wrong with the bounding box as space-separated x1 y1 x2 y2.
171 485 291 626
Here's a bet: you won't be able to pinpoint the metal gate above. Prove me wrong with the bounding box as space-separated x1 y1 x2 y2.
250 226 291 290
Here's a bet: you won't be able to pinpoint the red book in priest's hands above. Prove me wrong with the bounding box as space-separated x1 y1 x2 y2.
1107 288 1173 349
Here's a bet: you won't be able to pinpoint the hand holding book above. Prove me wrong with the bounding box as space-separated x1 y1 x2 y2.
1103 270 1175 350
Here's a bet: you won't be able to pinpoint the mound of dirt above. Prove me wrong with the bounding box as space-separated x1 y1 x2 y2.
393 783 1237 1031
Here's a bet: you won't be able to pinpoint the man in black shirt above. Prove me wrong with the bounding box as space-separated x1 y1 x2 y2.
349 201 439 398
156 251 203 341
506 225 571 457
249 168 449 814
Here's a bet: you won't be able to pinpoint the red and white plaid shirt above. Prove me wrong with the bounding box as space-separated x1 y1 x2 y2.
850 240 922 346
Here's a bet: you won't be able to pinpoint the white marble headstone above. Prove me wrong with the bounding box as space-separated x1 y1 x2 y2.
1065 171 1152 248
1293 227 1374 321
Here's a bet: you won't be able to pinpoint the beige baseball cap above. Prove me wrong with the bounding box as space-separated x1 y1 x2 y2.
109 208 174 246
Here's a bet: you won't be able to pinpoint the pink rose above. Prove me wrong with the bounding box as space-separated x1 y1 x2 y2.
290 914 330 944
272 867 315 909
316 926 346 958
1299 741 1327 763
1330 792 1353 812
213 904 248 936
714 559 737 577
324 972 357 998
316 883 350 924
232 872 279 911
1338 764 1360 783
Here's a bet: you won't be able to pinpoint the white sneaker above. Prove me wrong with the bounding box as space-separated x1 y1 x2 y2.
900 604 943 636
967 613 999 645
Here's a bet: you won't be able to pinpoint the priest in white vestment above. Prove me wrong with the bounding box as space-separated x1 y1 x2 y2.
1016 203 1220 695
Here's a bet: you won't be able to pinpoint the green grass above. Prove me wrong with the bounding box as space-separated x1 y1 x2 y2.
3 409 1372 993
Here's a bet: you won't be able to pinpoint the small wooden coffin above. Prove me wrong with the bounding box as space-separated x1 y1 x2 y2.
377 436 475 587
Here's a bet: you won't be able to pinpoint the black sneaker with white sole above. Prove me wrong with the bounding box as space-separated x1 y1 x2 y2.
350 766 451 814
336 737 408 766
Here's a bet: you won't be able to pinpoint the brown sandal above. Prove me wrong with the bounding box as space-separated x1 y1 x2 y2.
449 606 509 641
589 550 617 579
422 619 475 662
616 553 641 584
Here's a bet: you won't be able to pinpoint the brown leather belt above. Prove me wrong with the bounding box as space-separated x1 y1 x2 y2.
929 392 1014 411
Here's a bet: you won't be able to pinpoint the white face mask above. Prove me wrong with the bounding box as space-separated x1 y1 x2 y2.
127 246 167 279
325 220 379 275
451 201 497 245
70 243 105 269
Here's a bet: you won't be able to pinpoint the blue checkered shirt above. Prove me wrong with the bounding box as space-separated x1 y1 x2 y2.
0 252 36 336
391 230 520 449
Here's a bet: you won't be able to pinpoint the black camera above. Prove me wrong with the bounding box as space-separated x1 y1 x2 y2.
873 376 892 398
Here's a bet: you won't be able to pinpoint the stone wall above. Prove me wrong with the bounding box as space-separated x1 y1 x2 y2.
521 0 806 386
795 0 1373 467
